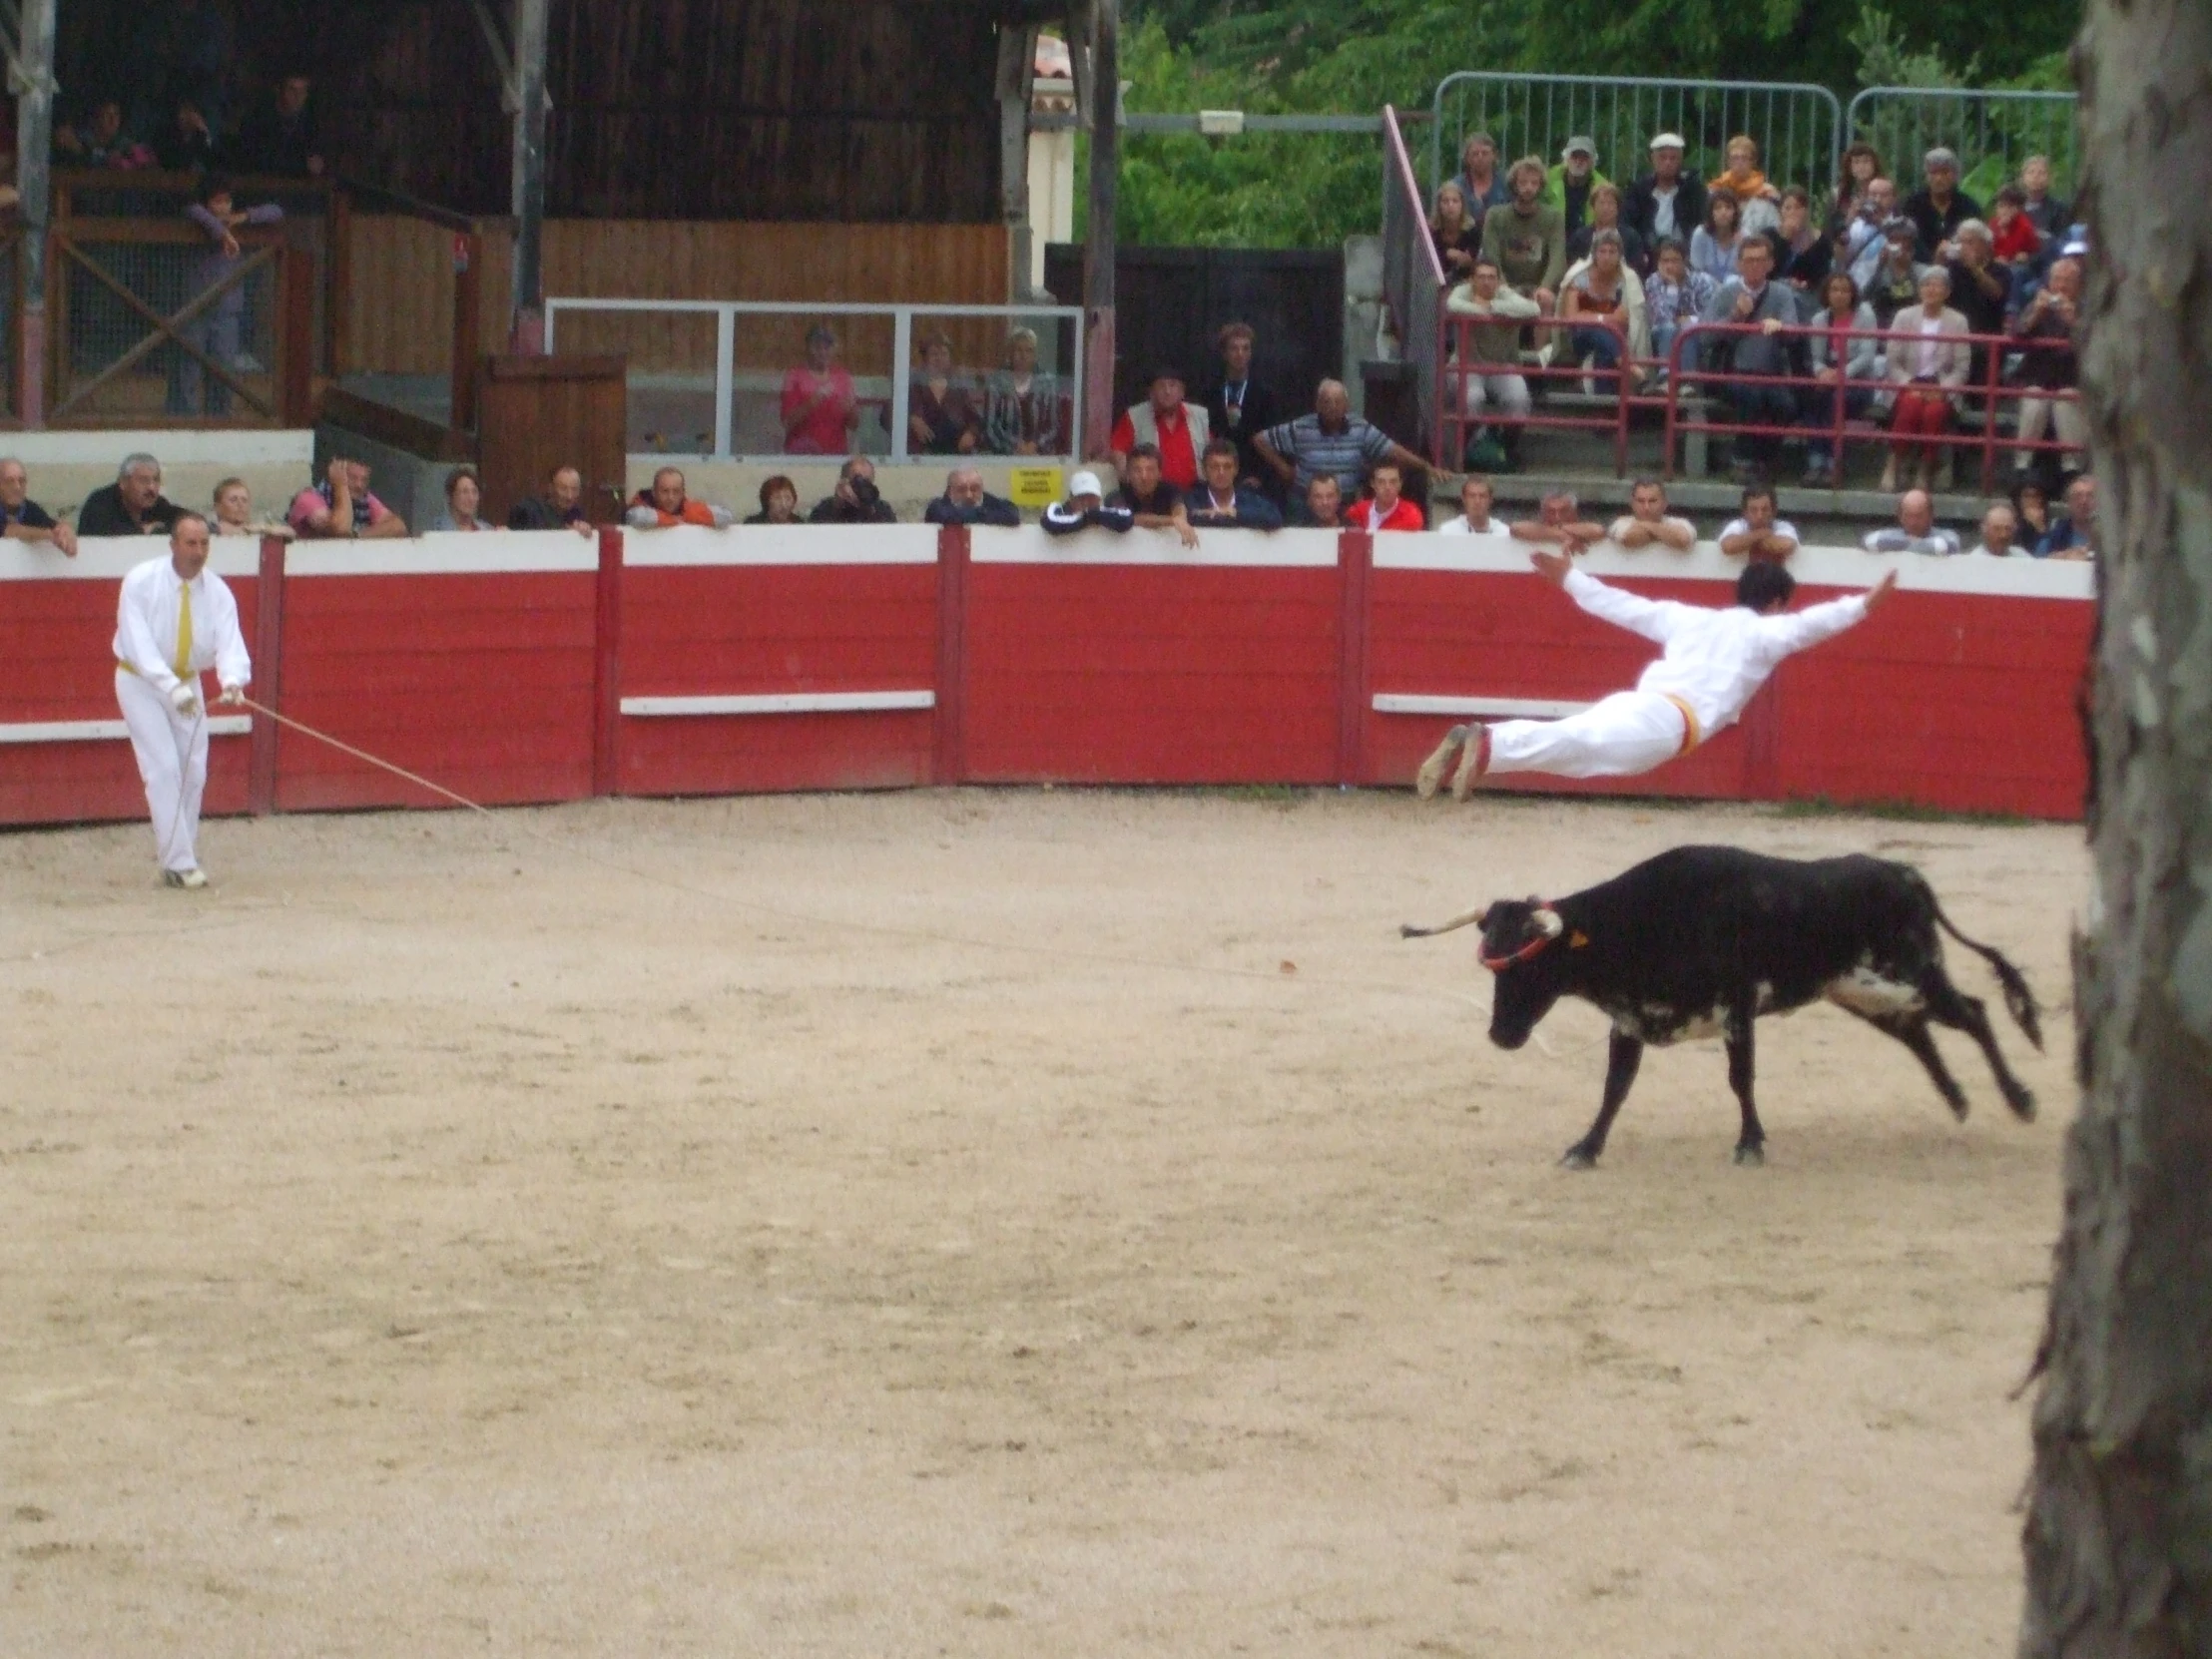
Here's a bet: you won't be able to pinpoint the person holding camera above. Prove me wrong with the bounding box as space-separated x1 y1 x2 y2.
808 455 899 524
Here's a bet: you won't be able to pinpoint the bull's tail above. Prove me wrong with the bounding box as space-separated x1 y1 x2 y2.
1400 901 1486 940
1934 902 2044 1051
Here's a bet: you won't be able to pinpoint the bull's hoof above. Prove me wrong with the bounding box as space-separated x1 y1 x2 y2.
1947 1094 1970 1124
1559 1146 1599 1171
1732 1143 1766 1168
2007 1088 2037 1123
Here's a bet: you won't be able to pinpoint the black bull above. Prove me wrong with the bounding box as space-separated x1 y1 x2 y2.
1402 846 2043 1167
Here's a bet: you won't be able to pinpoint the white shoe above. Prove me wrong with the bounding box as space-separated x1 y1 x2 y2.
163 867 209 889
1449 724 1493 801
1415 726 1467 799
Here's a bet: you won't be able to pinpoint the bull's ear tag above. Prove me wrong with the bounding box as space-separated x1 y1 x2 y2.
1570 930 1590 949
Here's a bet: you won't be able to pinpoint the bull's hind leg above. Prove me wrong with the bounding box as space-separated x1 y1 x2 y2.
1920 971 2037 1121
1725 1007 1766 1166
1865 1011 1971 1120
1563 1031 1642 1169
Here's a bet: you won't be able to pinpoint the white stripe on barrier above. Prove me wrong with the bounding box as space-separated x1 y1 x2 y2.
1 538 263 581
1374 695 1591 720
620 691 935 718
622 523 941 567
284 531 601 577
0 715 254 744
969 524 1342 568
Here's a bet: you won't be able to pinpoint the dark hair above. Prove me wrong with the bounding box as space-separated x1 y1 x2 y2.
1470 255 1502 276
1653 236 1687 260
1740 484 1777 512
758 474 797 509
1125 442 1162 464
1201 439 1240 464
1736 561 1796 610
1307 473 1341 496
1994 184 2028 208
1824 270 1862 307
198 172 237 205
1707 194 1740 232
1217 321 1255 349
1781 185 1812 209
443 465 479 501
1371 458 1401 477
1838 141 1882 192
1631 477 1665 494
171 509 212 538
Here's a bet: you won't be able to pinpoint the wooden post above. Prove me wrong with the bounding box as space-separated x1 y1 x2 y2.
451 229 482 432
508 0 550 353
325 185 351 377
12 0 55 426
277 243 316 426
1081 0 1117 459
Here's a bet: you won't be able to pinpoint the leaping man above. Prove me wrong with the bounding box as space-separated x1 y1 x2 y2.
113 512 251 888
1416 549 1897 799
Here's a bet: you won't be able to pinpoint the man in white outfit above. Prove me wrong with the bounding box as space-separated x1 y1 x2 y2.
1416 549 1895 799
113 513 252 887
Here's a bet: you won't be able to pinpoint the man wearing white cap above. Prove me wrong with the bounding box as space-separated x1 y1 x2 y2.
1544 137 1610 240
112 512 251 887
1041 470 1135 537
1625 133 1709 251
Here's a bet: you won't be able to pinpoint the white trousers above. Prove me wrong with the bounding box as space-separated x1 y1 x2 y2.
116 668 209 872
2014 395 2087 465
1486 691 1692 780
1461 371 1532 418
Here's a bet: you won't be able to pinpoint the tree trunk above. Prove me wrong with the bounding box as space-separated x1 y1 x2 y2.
2018 2 2212 1655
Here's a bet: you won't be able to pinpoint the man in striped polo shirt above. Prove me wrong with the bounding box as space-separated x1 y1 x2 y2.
1254 379 1429 520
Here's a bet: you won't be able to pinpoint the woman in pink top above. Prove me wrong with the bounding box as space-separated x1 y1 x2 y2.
781 325 859 455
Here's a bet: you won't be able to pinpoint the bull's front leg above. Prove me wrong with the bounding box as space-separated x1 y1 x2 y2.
1725 1004 1765 1166
1564 1030 1643 1169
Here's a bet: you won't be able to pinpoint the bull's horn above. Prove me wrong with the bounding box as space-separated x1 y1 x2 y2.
1532 907 1565 937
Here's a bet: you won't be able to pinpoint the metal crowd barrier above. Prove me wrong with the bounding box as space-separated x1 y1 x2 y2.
1381 105 1446 463
1436 314 1633 477
1847 88 2080 202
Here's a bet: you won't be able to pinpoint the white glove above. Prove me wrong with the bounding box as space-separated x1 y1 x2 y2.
170 682 200 716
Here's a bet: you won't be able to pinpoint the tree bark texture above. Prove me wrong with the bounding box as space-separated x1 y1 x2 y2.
2019 2 2212 1655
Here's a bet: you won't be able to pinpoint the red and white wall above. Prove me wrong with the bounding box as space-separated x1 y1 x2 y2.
0 524 2094 830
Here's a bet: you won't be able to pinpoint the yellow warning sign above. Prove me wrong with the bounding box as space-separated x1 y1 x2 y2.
1006 466 1065 508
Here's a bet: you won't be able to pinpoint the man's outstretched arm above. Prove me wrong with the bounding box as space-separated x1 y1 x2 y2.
1761 569 1898 656
1529 548 1686 644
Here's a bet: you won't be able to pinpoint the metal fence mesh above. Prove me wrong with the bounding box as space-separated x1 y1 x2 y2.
1847 89 2080 205
57 235 280 424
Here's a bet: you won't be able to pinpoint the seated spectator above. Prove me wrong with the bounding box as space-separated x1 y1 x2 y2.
923 465 1021 528
1561 230 1644 382
2018 155 2070 241
210 477 288 540
1477 158 1566 311
781 325 860 456
1968 502 2023 557
1186 440 1285 530
1042 469 1134 537
1301 475 1345 529
906 332 982 456
2011 255 2085 484
1431 182 1482 282
1255 378 1426 502
152 100 218 172
1351 460 1424 532
171 175 283 419
809 455 898 524
1510 490 1606 552
1565 183 1647 274
1625 134 1708 258
1109 367 1207 491
0 457 77 555
1772 188 1832 301
626 466 734 529
744 475 803 525
238 73 325 178
81 453 185 537
1828 143 1884 238
288 458 406 539
1544 137 1609 240
1608 479 1695 550
1689 193 1745 289
509 464 596 533
1643 239 1716 372
1443 259 1539 466
1944 221 2013 380
1701 236 1803 482
1843 179 1900 290
54 100 155 170
1451 131 1511 222
1881 268 1970 493
2012 478 2053 546
1987 187 2044 274
1800 271 1880 487
1112 443 1198 546
1437 475 1500 536
1863 216 1927 326
1717 485 1800 562
1203 323 1280 492
1905 148 1983 263
1712 134 1783 237
1863 488 1960 554
2036 474 2097 558
983 326 1066 457
433 466 497 532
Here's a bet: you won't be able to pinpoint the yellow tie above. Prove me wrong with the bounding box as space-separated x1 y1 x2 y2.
173 581 194 682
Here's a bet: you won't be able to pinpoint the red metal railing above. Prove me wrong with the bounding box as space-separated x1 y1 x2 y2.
1435 313 1632 477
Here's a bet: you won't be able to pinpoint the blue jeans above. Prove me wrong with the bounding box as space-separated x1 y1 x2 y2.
1570 326 1623 372
1800 382 1873 462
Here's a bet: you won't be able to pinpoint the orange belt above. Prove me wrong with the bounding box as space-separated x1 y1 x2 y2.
1662 695 1702 755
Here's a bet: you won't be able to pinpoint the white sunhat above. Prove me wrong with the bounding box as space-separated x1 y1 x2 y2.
1649 132 1687 150
1068 470 1104 498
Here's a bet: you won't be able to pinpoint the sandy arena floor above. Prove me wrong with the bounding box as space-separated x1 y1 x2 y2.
0 788 2085 1656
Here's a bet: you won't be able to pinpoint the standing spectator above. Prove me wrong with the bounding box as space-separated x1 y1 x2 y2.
1643 240 1716 373
745 475 803 525
1863 217 1927 326
170 176 281 418
781 325 860 456
0 458 77 555
1561 231 1641 382
1800 271 1880 487
152 101 219 173
809 456 898 524
509 464 596 534
1109 367 1208 492
1431 182 1483 281
2011 255 2086 483
1202 323 1280 493
1905 148 1983 263
1451 132 1512 225
1437 475 1500 536
2036 474 2097 558
287 458 406 539
1943 221 2014 383
81 454 185 537
1701 236 1803 482
1987 187 2045 275
1608 479 1696 550
154 0 234 134
1255 379 1426 502
1111 444 1197 545
906 333 981 456
625 467 734 528
1186 440 1285 531
1510 490 1607 551
1829 143 1884 237
923 466 1021 528
1881 268 1970 493
1565 184 1646 274
238 73 325 178
54 100 154 170
983 325 1066 457
1624 134 1708 256
1544 137 1609 240
1968 502 2023 557
1717 485 1800 562
1712 135 1782 237
1689 193 1746 289
2018 155 2070 240
2012 479 2053 546
1844 178 1901 289
1042 470 1133 538
1301 475 1345 529
1352 460 1424 532
1478 158 1566 312
433 467 497 532
1863 489 1960 554
1772 188 1832 301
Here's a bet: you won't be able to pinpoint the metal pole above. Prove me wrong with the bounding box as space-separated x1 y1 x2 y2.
1081 0 1117 460
508 0 549 353
12 0 54 425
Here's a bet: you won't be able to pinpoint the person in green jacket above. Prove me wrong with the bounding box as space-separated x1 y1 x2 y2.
1544 136 1612 240
1480 157 1569 311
